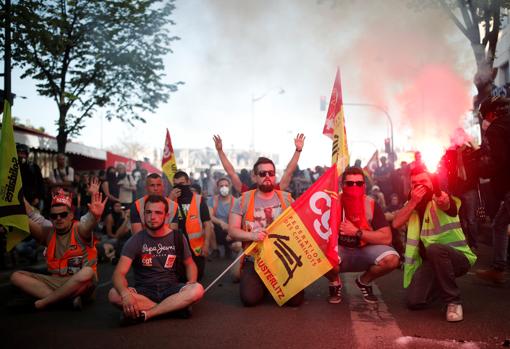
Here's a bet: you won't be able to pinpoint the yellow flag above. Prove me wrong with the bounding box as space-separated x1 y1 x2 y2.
162 129 178 183
246 201 334 306
0 100 30 251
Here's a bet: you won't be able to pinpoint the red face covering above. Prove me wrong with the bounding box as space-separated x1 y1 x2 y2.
341 185 370 230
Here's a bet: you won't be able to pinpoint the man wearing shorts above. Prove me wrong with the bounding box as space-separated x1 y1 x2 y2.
10 190 106 310
326 166 400 304
108 195 203 324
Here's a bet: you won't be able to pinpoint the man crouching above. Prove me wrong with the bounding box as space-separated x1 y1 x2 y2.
108 195 204 324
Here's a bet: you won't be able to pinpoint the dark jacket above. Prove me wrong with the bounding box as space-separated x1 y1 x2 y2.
486 114 510 200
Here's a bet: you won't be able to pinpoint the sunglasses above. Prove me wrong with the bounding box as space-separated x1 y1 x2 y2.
258 170 275 178
344 181 365 187
50 212 69 220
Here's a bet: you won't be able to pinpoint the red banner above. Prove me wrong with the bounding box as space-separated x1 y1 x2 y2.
290 166 339 266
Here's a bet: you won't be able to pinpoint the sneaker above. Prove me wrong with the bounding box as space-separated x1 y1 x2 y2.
328 285 342 304
355 277 378 303
475 268 505 284
446 303 463 322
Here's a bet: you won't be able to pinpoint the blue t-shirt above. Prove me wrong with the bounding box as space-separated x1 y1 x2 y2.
207 196 234 224
122 230 191 288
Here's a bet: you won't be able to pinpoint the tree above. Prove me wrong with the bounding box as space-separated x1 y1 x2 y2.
4 0 182 152
412 0 510 104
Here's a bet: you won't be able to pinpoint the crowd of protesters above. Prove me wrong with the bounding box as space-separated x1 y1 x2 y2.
1 99 509 325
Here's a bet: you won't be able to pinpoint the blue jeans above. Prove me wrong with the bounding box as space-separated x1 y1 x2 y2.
492 191 510 270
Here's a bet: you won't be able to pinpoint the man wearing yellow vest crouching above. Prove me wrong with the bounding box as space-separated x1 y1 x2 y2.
228 157 303 307
393 167 477 322
171 171 213 281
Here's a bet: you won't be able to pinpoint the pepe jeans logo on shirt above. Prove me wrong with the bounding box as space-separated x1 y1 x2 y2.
141 254 153 267
164 255 176 268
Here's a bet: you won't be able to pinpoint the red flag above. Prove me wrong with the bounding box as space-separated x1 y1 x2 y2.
162 129 177 182
290 166 339 266
322 68 343 140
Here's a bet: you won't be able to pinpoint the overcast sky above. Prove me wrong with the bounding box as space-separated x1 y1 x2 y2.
8 0 476 169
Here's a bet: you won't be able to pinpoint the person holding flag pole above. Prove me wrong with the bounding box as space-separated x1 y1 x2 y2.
322 69 400 304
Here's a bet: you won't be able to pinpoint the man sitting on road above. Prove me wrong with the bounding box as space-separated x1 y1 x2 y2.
392 167 477 322
10 189 106 310
130 173 177 234
108 195 204 324
228 157 302 307
325 166 400 304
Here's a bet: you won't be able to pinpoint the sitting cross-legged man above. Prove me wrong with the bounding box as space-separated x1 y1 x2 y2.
10 190 106 310
108 195 204 324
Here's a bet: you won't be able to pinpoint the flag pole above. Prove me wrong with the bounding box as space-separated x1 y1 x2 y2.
204 251 244 293
204 242 257 293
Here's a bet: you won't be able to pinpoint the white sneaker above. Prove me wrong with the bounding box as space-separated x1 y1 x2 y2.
446 303 463 322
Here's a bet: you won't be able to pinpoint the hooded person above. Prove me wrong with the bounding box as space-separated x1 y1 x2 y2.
475 95 510 284
324 166 400 305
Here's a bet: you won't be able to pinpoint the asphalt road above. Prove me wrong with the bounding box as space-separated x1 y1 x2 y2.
1 244 509 349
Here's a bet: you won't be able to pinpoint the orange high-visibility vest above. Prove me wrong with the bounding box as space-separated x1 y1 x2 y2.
239 189 292 250
184 193 204 256
134 196 177 230
46 222 98 276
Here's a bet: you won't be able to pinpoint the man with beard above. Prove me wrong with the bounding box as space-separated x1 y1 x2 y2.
130 173 177 235
393 167 477 322
108 195 203 324
326 166 400 305
228 157 301 307
10 190 106 310
171 171 212 281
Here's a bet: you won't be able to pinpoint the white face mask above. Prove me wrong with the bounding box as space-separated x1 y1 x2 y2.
219 186 230 197
482 119 492 131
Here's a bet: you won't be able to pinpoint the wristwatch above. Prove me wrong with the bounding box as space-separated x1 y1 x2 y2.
355 230 363 239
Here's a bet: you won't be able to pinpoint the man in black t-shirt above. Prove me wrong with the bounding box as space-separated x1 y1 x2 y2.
108 195 204 324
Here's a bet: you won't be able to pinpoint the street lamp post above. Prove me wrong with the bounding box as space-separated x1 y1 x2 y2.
250 87 285 151
344 102 394 158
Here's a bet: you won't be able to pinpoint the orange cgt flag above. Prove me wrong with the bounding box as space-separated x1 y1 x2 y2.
245 166 339 305
323 68 349 173
162 129 178 183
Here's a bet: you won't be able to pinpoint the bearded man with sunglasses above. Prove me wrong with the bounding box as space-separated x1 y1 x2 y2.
326 166 400 305
10 190 107 310
228 157 303 307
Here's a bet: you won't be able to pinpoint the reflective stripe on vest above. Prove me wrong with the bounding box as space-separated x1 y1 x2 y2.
403 197 477 288
46 222 98 276
240 190 292 250
185 193 204 256
135 196 177 229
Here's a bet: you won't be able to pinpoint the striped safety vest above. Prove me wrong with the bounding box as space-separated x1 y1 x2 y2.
403 197 477 288
46 222 98 276
239 189 293 249
183 193 204 256
134 195 177 230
